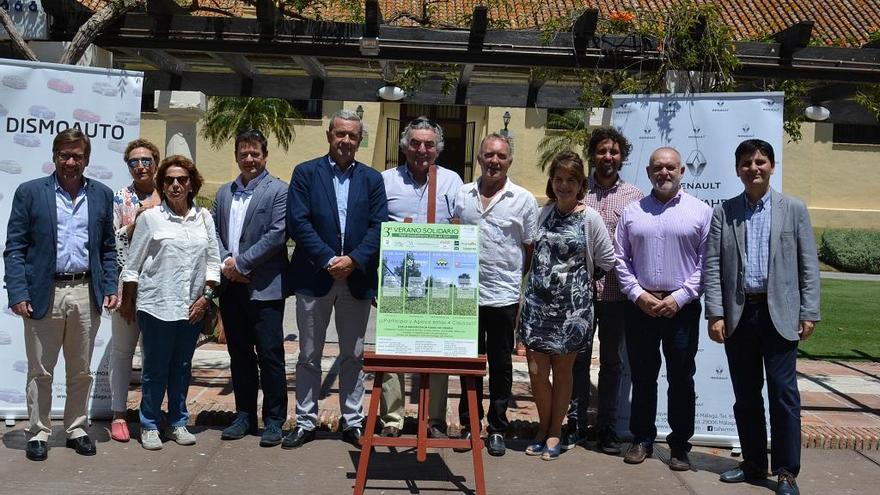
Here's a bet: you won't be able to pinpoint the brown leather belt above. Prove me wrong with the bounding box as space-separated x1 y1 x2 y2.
745 292 767 304
54 271 90 281
646 290 672 300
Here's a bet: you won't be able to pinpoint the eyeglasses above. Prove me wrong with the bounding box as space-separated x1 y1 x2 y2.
410 117 438 129
163 175 190 186
407 139 437 151
56 152 86 163
126 157 154 168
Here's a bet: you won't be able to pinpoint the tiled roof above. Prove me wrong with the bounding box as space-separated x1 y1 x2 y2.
73 1 880 46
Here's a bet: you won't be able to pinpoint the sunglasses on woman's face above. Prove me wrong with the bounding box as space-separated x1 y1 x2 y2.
163 175 190 186
126 157 154 168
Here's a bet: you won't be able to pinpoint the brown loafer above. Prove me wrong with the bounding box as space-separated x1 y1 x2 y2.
623 443 652 464
380 426 401 438
668 451 691 471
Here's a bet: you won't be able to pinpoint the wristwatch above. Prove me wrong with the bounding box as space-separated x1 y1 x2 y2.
203 287 217 302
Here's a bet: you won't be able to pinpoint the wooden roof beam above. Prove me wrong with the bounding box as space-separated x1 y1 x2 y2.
360 0 381 56
469 6 488 51
573 9 599 52
256 0 280 40
526 76 545 108
772 20 814 62
455 64 474 105
209 53 258 79
119 47 187 76
291 56 327 80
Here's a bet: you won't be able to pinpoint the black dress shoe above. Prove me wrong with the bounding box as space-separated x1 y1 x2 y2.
427 425 448 439
597 427 622 455
281 427 315 449
66 435 97 456
486 433 506 457
452 429 472 453
776 471 799 495
25 440 48 461
342 427 363 449
380 426 401 438
719 462 768 483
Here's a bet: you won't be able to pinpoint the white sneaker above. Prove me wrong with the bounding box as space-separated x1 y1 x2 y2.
164 426 196 445
141 429 163 450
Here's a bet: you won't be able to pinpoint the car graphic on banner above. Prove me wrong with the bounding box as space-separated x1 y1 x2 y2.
47 78 74 93
73 108 101 123
0 160 23 174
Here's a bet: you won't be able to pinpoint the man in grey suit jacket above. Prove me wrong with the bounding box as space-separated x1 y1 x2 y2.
704 139 820 495
213 129 289 447
4 129 117 461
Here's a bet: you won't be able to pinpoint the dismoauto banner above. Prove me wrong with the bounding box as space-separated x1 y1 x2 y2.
611 92 783 447
0 58 143 420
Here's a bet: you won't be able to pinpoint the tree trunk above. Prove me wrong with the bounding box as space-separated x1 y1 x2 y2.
0 8 39 61
60 0 141 65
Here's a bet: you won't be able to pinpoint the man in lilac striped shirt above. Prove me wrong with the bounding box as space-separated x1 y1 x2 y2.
614 147 712 471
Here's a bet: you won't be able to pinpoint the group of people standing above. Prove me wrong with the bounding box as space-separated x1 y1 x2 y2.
4 111 818 495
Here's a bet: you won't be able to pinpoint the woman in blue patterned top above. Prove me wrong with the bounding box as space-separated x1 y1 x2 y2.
519 152 615 460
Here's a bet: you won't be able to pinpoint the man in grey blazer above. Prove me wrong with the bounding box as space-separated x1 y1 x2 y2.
704 139 820 495
213 129 289 447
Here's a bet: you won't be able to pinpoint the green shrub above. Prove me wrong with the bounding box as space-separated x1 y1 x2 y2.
819 229 880 274
194 195 215 211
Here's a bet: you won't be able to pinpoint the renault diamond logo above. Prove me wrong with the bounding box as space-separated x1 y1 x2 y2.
716 101 725 107
685 149 707 178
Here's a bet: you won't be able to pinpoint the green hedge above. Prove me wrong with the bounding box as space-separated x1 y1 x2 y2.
819 229 880 274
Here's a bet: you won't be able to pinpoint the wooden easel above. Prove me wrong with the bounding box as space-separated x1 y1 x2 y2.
353 353 487 495
353 164 488 495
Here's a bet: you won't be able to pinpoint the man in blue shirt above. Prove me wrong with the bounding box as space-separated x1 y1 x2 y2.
284 110 388 449
378 117 463 438
4 129 118 461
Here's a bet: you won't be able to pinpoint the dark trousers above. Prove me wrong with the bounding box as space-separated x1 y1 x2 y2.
219 283 288 427
624 299 700 452
725 301 801 476
459 304 517 434
567 301 627 432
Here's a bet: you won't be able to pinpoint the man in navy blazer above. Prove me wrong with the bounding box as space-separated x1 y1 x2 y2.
213 129 289 447
283 109 388 449
704 139 820 495
4 129 117 461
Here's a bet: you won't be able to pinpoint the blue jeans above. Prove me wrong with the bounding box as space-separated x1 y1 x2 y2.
624 300 700 453
137 311 201 430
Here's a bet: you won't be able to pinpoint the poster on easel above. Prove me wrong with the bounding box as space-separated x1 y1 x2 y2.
376 222 480 358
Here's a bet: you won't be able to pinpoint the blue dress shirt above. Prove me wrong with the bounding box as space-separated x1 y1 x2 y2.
744 190 772 293
54 175 90 273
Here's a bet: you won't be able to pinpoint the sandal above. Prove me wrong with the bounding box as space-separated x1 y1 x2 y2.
111 418 130 442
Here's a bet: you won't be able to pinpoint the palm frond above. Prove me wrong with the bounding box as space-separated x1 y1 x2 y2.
200 97 302 151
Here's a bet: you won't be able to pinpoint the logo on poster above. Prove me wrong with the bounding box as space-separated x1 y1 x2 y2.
685 149 707 178
737 123 755 138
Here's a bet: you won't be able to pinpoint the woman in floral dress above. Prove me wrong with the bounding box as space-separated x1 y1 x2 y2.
109 139 161 442
519 151 615 460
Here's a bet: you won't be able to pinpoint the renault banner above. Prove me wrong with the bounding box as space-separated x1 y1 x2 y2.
611 92 784 447
0 58 143 421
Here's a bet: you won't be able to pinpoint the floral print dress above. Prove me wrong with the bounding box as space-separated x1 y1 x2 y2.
112 185 146 294
519 207 595 355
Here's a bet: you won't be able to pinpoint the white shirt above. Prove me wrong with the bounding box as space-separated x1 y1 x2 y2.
453 178 539 307
121 202 221 322
228 169 267 262
382 164 463 223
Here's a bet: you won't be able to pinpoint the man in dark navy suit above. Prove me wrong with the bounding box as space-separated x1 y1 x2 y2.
282 109 387 449
4 129 117 461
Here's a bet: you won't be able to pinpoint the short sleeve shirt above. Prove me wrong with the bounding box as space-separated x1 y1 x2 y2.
453 178 539 307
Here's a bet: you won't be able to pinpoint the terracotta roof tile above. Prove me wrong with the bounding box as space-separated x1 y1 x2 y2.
73 0 879 46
